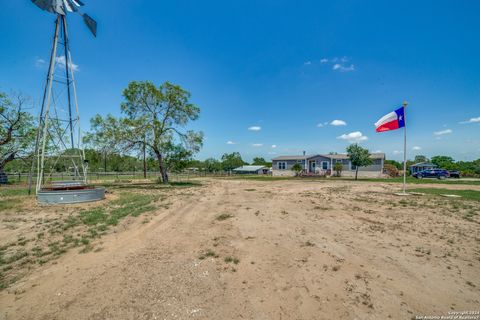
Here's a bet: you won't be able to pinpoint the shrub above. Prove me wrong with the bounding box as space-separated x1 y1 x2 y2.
383 163 399 177
291 163 302 176
333 163 343 177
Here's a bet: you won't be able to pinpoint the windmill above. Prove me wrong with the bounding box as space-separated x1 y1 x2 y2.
28 0 104 203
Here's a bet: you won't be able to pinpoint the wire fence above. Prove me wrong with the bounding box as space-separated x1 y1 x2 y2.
1 171 236 185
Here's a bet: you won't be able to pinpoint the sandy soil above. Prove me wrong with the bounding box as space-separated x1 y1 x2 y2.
1 179 479 320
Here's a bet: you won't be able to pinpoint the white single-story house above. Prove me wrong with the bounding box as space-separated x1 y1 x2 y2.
271 153 385 177
233 165 269 175
410 162 437 174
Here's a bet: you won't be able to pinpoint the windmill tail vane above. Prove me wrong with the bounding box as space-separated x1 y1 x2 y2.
31 0 97 36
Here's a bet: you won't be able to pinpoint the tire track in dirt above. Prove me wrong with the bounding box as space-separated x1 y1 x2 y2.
2 179 479 320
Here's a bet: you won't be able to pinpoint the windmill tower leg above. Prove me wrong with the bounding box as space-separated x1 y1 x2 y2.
61 15 75 151
28 16 61 195
60 15 88 183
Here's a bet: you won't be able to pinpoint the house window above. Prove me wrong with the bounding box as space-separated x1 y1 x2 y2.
322 161 328 170
277 162 286 170
351 164 357 170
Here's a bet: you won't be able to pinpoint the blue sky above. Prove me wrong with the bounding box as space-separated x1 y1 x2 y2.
1 0 479 162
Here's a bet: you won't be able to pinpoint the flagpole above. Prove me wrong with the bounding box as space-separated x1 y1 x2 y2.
403 101 408 194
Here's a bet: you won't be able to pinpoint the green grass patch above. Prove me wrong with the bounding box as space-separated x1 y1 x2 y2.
0 187 30 197
216 213 233 221
0 199 18 211
198 249 218 260
107 193 155 225
80 207 108 225
224 256 240 264
408 188 480 202
355 177 480 186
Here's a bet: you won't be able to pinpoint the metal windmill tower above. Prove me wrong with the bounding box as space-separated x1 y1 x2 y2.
29 0 104 203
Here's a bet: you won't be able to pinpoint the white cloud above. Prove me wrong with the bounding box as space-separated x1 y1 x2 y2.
35 58 46 68
322 57 348 63
433 129 452 136
252 143 263 147
337 131 368 143
393 150 403 155
55 55 79 72
268 151 277 155
460 116 480 124
317 121 329 128
332 63 355 72
373 150 382 153
330 119 347 126
412 146 422 151
271 144 277 148
248 126 261 131
226 141 236 145
304 61 312 66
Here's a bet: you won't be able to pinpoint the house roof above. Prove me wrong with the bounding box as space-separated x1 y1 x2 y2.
233 165 266 172
272 153 385 161
271 155 316 161
410 162 437 167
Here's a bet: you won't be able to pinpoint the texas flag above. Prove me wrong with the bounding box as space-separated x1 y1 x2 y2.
375 106 405 132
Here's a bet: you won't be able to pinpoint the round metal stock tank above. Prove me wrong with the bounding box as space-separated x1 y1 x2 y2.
37 187 105 204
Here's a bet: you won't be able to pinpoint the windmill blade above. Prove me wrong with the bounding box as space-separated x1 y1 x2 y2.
63 0 74 12
32 0 97 37
71 0 84 6
31 0 66 15
81 13 97 37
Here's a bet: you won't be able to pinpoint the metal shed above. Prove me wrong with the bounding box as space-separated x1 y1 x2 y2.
233 165 269 175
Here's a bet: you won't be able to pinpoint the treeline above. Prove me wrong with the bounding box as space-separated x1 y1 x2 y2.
4 150 271 174
385 155 480 177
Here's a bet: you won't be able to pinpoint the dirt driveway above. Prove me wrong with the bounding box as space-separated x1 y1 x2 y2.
1 179 479 319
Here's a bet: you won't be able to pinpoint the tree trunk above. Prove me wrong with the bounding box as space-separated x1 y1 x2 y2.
355 167 359 180
143 142 147 179
0 165 7 184
154 151 169 184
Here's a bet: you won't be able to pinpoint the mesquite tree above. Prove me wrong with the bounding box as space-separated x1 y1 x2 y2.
0 92 35 177
346 143 373 180
87 81 203 183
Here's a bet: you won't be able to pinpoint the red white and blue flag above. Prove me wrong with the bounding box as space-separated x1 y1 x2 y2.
375 107 405 132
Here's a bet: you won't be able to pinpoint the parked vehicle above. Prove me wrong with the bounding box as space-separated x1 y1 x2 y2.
412 169 449 179
448 170 461 178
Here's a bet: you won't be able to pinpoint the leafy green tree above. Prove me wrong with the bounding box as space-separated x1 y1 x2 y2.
252 157 272 167
0 92 35 178
204 158 222 172
431 156 456 170
413 155 429 163
86 81 203 183
346 143 373 180
333 162 343 177
252 157 266 165
221 152 245 171
164 143 194 173
291 163 302 176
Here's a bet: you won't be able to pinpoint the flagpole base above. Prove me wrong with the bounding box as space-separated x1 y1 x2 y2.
394 192 411 196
